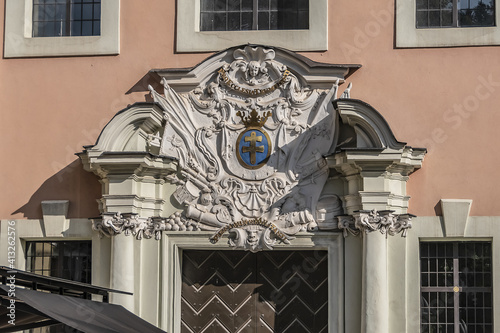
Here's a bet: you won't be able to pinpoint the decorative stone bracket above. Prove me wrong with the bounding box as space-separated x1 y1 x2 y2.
337 209 414 238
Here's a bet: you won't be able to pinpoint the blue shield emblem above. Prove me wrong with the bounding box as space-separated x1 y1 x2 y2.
236 129 271 169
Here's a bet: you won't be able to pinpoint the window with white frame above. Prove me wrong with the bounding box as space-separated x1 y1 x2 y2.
420 241 493 332
199 0 309 31
25 240 92 283
176 0 326 52
4 0 119 58
396 0 500 47
32 0 102 37
416 0 495 28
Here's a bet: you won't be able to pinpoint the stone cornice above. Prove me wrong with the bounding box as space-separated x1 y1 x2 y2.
93 209 414 246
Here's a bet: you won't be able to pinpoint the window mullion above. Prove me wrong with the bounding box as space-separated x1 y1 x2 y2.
453 0 459 27
453 243 460 333
66 0 71 36
253 0 258 30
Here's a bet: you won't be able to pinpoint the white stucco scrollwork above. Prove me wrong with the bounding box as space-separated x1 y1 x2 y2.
143 45 347 250
81 45 425 250
337 210 414 238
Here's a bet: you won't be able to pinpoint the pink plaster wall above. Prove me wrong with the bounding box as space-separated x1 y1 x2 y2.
1 0 499 219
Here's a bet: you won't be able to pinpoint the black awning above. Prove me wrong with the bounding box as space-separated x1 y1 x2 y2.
0 286 165 333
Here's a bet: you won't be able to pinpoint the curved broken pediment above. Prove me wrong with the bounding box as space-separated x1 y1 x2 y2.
80 45 425 251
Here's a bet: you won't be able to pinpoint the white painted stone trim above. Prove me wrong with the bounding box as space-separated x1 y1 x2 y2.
440 199 473 237
4 0 120 58
0 218 93 270
403 216 500 332
160 232 343 333
396 0 500 47
176 0 328 52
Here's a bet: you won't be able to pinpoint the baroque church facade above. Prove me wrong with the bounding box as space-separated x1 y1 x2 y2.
2 1 500 332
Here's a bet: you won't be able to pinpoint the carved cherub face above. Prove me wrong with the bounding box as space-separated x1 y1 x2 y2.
248 61 260 77
246 228 261 246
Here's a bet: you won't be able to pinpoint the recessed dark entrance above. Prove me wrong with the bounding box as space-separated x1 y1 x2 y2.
181 250 328 333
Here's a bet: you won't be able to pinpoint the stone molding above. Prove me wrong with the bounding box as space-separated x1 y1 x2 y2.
92 213 293 251
337 209 414 238
93 208 414 247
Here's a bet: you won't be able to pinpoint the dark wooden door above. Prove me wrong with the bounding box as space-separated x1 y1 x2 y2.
181 250 328 333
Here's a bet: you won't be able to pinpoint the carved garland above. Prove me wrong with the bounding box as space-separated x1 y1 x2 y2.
209 218 290 244
218 68 291 96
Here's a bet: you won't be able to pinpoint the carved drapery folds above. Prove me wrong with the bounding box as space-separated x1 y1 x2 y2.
337 209 414 238
82 45 425 251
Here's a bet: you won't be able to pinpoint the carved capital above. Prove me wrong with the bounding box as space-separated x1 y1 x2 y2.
337 210 413 238
337 215 359 237
92 212 201 241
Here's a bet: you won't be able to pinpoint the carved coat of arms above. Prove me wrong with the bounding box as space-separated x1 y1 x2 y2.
148 46 343 251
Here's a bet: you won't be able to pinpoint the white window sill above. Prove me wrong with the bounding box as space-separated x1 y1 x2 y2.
176 0 328 52
4 0 120 58
396 0 500 47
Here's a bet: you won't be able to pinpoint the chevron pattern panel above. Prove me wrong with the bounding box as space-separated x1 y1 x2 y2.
181 250 328 333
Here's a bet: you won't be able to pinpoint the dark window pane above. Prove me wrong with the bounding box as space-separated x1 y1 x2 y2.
82 4 93 19
241 11 253 29
44 5 56 21
93 3 100 19
34 5 45 21
46 22 55 36
93 20 100 35
71 3 82 20
417 16 432 31
71 21 82 35
270 11 278 29
228 12 241 30
215 0 226 11
429 0 440 9
442 10 453 26
297 10 309 29
421 258 429 272
258 11 269 30
270 0 278 10
32 21 42 37
213 13 227 30
298 0 308 10
55 3 66 20
228 0 240 11
201 12 214 30
441 0 453 9
429 10 441 26
417 0 428 9
242 0 253 10
259 0 270 10
202 0 215 11
54 20 65 36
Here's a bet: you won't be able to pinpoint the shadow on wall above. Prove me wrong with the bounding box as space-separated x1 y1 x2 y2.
126 72 163 96
13 159 101 219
